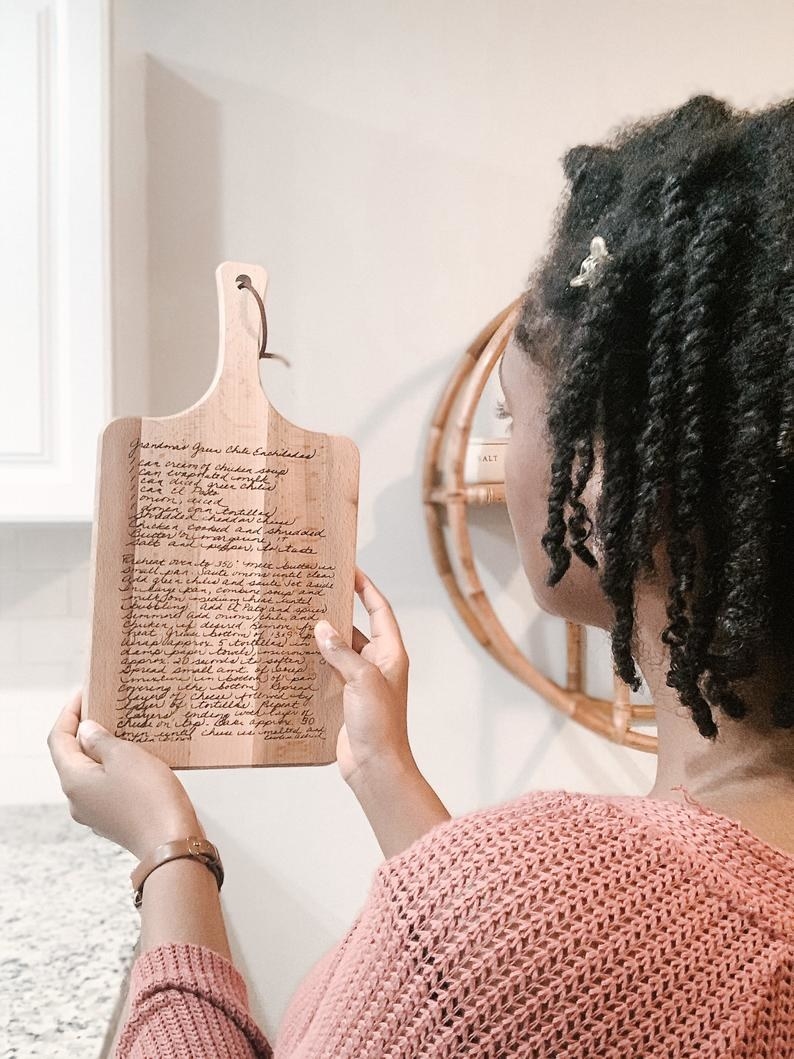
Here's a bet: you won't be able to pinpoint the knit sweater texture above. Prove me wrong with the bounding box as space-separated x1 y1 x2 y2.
115 787 794 1057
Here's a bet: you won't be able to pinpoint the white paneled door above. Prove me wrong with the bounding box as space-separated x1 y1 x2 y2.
0 0 110 520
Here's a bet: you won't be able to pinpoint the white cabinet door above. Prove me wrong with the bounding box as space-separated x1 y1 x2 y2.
0 0 110 521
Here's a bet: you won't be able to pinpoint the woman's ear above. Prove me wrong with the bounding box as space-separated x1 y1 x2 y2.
581 442 605 565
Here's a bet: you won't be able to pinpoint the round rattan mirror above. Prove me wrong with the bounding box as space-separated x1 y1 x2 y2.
423 301 658 754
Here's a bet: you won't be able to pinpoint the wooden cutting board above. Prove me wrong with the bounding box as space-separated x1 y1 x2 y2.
83 262 360 768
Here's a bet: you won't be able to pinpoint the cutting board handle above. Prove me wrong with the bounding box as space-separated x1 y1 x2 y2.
207 261 272 407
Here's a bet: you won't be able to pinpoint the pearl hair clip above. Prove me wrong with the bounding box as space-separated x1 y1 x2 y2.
569 235 610 287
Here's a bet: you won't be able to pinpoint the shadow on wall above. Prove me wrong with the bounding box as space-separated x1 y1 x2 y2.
145 58 223 417
350 348 572 804
199 803 340 1039
353 348 458 606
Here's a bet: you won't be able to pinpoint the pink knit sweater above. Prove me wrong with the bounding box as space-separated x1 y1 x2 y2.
115 787 794 1057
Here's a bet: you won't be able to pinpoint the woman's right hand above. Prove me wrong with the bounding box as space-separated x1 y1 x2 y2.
314 566 413 790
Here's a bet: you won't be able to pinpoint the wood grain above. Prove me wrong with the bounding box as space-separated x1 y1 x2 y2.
84 262 359 767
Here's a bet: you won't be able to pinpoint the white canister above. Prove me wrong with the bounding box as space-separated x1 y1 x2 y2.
464 437 508 484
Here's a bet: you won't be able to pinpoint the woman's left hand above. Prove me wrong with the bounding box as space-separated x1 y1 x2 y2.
47 689 201 859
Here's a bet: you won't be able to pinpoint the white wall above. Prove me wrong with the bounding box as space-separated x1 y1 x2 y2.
4 0 792 1040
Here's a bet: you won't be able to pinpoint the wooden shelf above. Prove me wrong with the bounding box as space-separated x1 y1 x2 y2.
426 482 506 506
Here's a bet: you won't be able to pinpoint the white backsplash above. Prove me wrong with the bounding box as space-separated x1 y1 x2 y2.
0 524 92 804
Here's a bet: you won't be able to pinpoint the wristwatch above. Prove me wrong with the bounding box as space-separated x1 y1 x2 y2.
131 836 224 909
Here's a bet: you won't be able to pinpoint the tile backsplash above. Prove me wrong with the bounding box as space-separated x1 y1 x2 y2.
0 525 92 688
0 524 92 804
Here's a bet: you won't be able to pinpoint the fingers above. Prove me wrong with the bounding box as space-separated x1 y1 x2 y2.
354 567 404 646
47 689 86 775
315 620 375 686
76 719 117 765
47 689 119 775
63 687 82 727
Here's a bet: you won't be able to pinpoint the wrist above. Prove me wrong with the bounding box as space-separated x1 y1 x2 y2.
347 751 450 825
348 753 451 860
345 749 421 801
132 834 223 909
133 809 202 861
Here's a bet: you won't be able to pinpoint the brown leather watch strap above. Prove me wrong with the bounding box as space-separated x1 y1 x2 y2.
131 836 224 909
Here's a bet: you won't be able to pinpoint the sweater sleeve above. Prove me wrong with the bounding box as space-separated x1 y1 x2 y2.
115 943 273 1058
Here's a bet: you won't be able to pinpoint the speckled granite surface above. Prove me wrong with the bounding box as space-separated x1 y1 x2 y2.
0 804 140 1058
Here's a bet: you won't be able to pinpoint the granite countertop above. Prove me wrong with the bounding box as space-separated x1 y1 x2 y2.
0 804 140 1058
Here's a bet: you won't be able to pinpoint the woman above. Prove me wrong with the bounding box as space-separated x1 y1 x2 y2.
49 92 793 1057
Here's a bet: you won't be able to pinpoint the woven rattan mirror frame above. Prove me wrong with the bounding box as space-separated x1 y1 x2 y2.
422 300 658 754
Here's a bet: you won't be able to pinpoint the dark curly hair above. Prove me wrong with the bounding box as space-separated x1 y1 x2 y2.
514 93 794 740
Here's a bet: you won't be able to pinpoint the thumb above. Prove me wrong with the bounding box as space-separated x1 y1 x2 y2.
315 620 372 685
77 719 116 763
